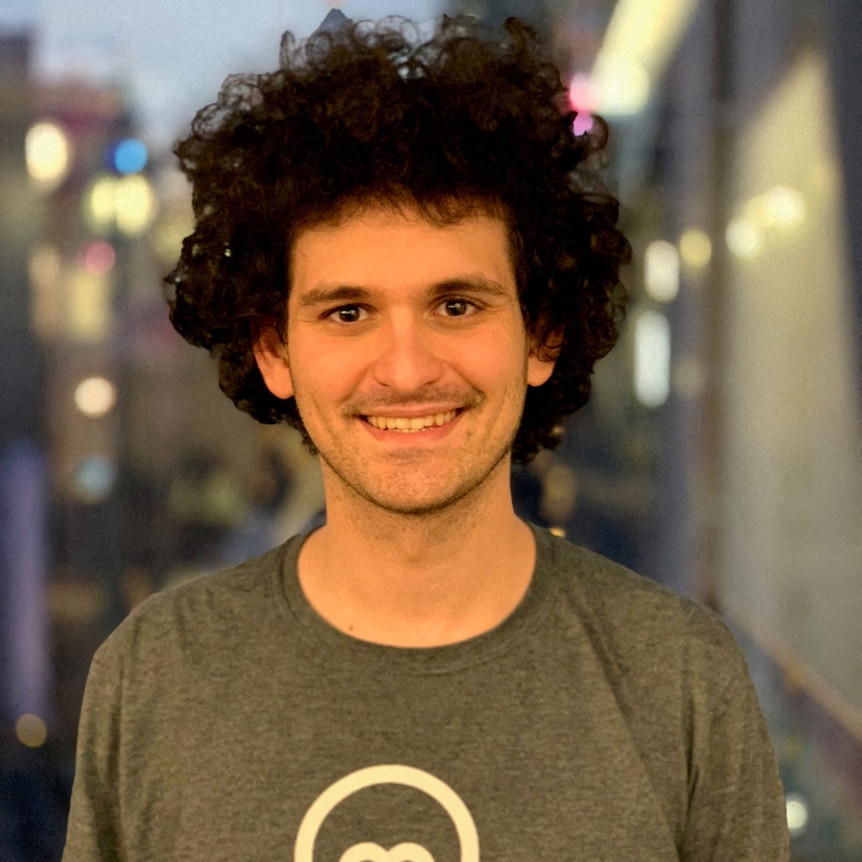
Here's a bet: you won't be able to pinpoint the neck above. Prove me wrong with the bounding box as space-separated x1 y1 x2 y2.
297 463 537 647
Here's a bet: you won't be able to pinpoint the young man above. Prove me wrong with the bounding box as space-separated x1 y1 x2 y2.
63 15 789 861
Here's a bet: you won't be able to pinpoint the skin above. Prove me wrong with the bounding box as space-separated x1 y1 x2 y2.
254 203 556 647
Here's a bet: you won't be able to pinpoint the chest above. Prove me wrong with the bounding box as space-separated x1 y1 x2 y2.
117 652 685 861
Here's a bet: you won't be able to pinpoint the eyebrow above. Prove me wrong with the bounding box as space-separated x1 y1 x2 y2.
296 285 371 309
295 276 512 309
432 277 512 300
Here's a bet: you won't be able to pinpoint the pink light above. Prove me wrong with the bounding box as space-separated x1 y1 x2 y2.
573 113 595 136
567 73 597 137
567 73 596 113
79 240 116 276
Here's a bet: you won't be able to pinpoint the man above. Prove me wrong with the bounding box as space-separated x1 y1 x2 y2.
63 15 789 861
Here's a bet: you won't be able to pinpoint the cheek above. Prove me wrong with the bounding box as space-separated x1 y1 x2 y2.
293 342 368 402
452 324 527 368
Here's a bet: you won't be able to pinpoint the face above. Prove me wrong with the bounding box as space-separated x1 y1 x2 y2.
254 204 555 517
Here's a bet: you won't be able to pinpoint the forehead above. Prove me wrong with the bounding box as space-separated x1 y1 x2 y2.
288 204 517 299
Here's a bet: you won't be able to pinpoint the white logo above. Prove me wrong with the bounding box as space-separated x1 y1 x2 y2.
294 764 480 862
338 842 434 862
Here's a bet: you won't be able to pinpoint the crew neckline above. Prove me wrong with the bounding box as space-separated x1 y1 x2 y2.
275 523 560 675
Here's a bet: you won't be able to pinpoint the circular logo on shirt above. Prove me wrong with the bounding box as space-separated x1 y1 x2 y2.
294 764 480 862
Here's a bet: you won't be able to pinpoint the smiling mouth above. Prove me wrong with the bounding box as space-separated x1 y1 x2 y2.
364 409 459 432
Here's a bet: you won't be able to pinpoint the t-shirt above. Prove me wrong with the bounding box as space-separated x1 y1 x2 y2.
62 526 790 861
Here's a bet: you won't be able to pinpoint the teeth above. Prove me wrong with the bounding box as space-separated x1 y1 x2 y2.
366 410 457 432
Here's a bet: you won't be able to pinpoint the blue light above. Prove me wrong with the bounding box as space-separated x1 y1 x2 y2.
75 455 116 501
111 138 148 174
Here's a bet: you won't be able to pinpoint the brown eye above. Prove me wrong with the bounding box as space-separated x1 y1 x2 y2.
330 305 364 323
442 299 472 317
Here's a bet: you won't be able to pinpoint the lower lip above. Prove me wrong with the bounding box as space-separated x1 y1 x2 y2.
360 412 463 444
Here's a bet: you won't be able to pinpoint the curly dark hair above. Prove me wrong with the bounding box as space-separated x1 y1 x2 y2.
166 15 630 463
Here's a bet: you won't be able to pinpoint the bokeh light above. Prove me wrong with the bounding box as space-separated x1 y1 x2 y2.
74 376 118 418
573 113 595 136
594 0 697 117
644 240 680 302
15 714 48 748
785 793 810 837
568 73 597 135
86 175 119 232
116 175 157 234
753 185 807 230
634 309 671 408
78 240 116 276
85 174 157 235
73 455 117 502
592 52 651 116
110 138 149 174
679 229 712 269
726 217 765 260
25 121 71 191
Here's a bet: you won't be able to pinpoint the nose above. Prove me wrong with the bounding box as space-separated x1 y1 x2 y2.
371 315 445 392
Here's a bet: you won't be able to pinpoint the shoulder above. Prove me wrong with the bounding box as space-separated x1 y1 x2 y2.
533 530 788 856
535 528 748 692
92 537 301 676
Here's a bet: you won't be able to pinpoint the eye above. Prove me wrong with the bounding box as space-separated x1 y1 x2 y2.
326 304 367 323
438 299 476 317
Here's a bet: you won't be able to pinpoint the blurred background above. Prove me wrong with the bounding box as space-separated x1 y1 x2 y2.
1 0 860 858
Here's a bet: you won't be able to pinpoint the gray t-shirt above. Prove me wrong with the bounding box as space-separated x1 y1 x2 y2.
63 527 789 860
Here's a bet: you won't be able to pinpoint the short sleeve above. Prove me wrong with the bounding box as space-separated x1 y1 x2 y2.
61 646 124 861
682 654 790 861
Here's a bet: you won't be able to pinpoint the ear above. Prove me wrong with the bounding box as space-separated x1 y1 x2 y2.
526 327 562 388
252 322 295 400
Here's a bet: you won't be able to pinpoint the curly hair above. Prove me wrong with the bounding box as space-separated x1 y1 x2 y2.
166 15 630 463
